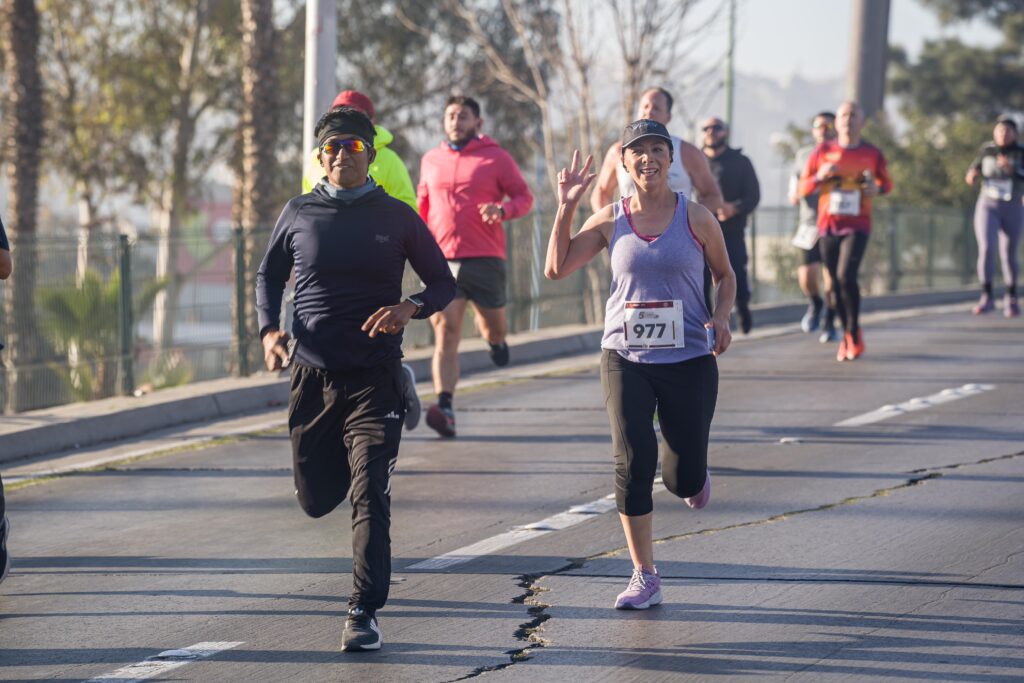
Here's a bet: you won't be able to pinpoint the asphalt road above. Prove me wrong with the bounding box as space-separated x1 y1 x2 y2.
1 309 1022 682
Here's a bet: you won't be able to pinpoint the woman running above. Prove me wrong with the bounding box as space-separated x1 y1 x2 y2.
545 120 735 609
966 116 1023 317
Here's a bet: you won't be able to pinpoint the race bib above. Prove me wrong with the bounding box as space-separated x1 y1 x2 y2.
791 223 819 251
829 189 861 216
983 178 1012 201
623 300 684 349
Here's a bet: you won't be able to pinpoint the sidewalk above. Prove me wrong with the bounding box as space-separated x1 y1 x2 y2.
0 287 977 464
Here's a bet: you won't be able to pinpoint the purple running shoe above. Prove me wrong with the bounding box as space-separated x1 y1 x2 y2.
614 567 662 610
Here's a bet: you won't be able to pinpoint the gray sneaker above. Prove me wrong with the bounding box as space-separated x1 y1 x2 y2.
341 606 382 651
400 364 421 431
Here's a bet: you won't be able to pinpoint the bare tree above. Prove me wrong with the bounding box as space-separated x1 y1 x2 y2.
606 0 703 124
1 0 43 413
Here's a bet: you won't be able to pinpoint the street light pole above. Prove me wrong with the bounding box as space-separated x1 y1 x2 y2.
724 0 735 129
302 0 337 169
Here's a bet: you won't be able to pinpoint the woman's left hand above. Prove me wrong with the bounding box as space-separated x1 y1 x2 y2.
706 318 732 357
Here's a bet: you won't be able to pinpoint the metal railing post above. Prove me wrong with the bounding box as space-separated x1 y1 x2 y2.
887 206 899 292
749 211 757 303
117 234 135 395
926 209 935 288
233 227 251 377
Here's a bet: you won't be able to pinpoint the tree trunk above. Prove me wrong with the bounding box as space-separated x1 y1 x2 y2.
75 179 97 286
152 0 206 357
1 0 43 413
234 0 278 374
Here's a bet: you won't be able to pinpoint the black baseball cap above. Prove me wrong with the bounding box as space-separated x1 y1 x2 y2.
621 119 672 149
996 115 1018 131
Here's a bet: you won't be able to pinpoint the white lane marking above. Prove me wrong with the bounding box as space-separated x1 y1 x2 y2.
408 479 667 571
834 384 995 427
82 641 243 682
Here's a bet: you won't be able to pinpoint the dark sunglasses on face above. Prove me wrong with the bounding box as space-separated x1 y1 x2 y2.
702 124 724 132
321 138 366 155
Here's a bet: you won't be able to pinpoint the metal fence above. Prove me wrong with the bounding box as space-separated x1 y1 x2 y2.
0 203 984 413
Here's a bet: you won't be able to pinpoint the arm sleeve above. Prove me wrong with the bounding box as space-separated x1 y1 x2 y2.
876 150 893 196
255 201 299 337
403 211 456 318
373 149 418 211
497 152 534 220
799 147 822 198
737 156 761 215
416 163 431 223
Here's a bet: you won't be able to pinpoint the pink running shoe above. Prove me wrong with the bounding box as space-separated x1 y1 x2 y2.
614 566 662 610
1005 295 1020 318
973 294 994 315
685 471 711 509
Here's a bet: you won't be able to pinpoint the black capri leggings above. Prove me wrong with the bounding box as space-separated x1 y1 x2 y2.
601 350 718 516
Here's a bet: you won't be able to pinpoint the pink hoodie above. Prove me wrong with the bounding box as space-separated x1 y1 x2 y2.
417 135 533 260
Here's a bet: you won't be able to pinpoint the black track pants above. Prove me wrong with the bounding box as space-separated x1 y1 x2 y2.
288 360 405 611
820 231 869 335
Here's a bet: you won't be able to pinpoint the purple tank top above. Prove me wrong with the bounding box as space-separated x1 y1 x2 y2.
601 193 713 363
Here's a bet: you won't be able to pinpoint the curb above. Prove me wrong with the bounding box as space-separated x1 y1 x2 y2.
0 287 978 464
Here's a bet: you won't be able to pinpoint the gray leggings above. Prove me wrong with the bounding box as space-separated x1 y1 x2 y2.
974 198 1022 288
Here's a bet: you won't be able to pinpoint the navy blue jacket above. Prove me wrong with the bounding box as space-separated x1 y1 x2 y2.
256 185 456 371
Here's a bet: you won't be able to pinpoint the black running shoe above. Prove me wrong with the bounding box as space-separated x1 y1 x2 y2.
489 341 510 367
341 606 382 651
737 303 753 335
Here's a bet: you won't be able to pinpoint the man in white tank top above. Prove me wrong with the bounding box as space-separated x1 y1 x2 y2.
591 87 724 214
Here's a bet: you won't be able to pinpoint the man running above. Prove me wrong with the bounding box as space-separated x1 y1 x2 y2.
417 95 533 438
546 122 734 610
966 115 1023 317
590 87 724 215
789 111 838 340
256 107 456 651
799 101 892 361
301 90 423 430
0 214 11 584
702 117 760 333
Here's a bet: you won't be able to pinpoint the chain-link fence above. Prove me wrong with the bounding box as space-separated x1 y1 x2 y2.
0 203 984 413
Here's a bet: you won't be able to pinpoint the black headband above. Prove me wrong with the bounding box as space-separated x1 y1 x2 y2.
317 122 373 148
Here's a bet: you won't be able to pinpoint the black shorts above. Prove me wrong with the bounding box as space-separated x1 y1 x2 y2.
449 257 507 308
801 242 822 265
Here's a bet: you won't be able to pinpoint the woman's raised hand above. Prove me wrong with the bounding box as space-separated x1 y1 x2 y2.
557 150 596 206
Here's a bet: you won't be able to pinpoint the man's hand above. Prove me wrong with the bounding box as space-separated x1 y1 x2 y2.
362 300 418 338
966 168 979 186
478 203 503 224
862 181 880 199
262 329 291 371
816 163 837 182
996 153 1011 172
716 202 737 221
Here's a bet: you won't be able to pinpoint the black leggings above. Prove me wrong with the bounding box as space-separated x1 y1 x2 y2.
601 351 718 516
820 231 869 335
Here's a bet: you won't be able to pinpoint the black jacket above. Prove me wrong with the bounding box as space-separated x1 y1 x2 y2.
256 184 456 371
706 146 761 239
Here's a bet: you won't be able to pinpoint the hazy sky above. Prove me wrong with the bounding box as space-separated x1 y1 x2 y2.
692 0 1002 83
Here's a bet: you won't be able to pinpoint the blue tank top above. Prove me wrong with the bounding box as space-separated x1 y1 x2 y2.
601 193 713 363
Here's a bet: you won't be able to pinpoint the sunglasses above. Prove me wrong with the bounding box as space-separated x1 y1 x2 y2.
321 138 367 155
813 122 834 130
702 124 724 132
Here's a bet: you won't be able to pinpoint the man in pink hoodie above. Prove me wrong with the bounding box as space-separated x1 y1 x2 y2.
417 95 534 438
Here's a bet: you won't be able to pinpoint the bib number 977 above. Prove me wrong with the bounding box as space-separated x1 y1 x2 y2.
623 300 684 349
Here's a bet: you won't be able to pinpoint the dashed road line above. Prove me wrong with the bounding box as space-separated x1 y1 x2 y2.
834 384 995 427
82 641 243 683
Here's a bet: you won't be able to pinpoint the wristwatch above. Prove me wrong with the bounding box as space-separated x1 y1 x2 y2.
406 295 425 316
498 205 506 218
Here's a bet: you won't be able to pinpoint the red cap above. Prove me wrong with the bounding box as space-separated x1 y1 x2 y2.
331 90 375 121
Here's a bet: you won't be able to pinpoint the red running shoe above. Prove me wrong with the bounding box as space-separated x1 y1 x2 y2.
847 329 865 360
426 404 456 438
836 334 848 362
